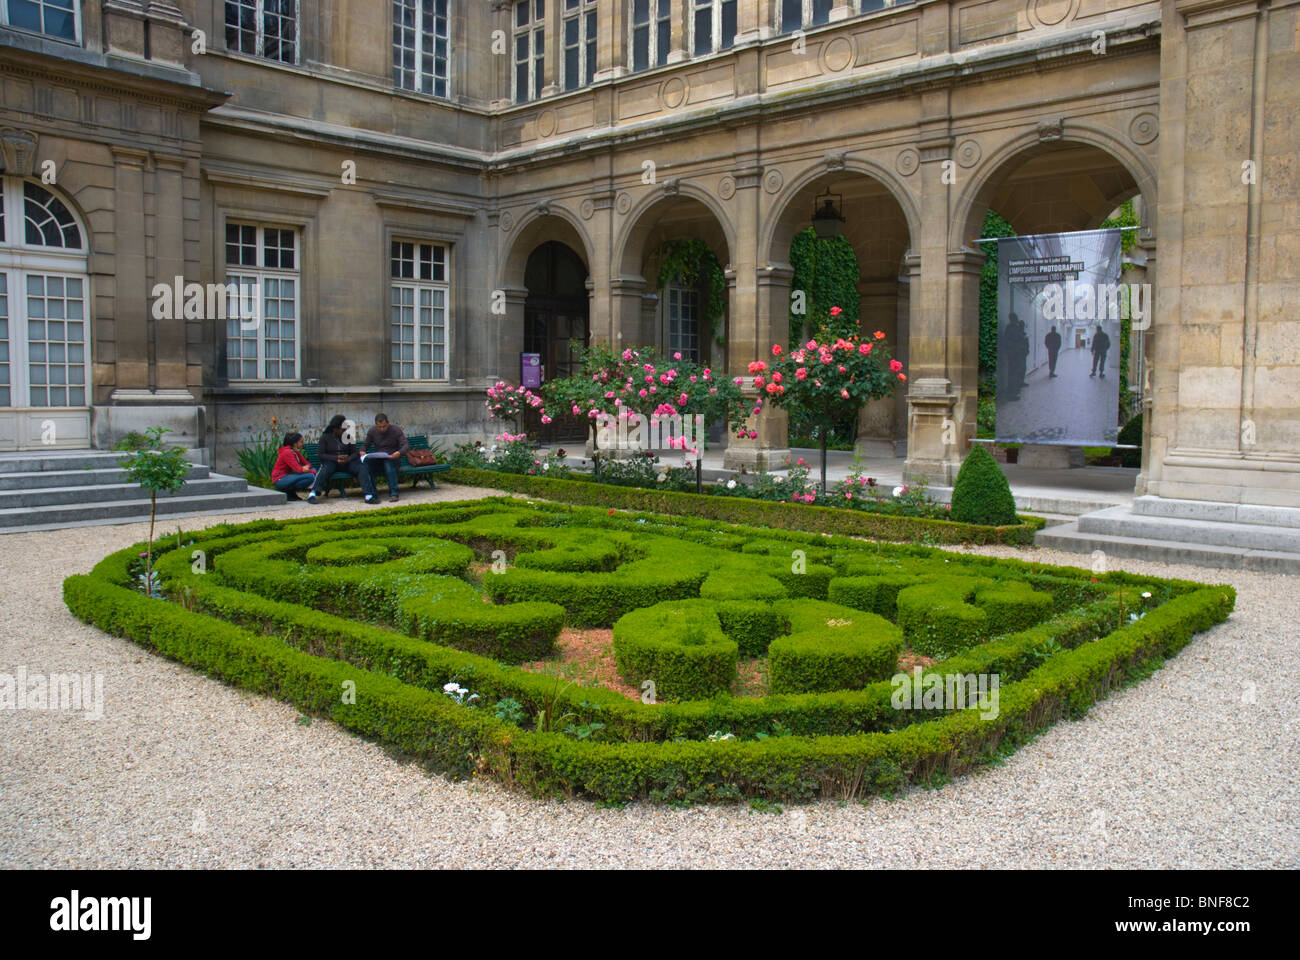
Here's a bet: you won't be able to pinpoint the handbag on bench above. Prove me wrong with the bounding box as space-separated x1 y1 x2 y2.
405 449 437 467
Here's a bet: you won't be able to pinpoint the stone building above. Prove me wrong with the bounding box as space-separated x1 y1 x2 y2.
0 0 1295 517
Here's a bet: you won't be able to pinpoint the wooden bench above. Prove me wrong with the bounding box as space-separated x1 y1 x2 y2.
302 433 449 496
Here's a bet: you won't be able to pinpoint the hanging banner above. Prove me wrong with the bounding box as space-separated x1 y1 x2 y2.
995 228 1124 446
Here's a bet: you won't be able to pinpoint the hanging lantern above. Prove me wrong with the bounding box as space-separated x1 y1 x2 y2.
811 190 846 239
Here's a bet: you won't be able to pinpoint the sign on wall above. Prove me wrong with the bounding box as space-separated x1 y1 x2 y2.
995 229 1124 446
521 353 542 389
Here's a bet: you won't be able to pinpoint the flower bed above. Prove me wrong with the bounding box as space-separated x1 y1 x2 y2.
444 468 1046 545
65 498 1233 804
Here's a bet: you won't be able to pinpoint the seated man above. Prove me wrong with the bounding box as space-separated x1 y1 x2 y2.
308 414 379 504
362 412 411 502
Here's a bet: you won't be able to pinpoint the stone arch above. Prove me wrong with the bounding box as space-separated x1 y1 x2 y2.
501 204 594 290
761 158 921 268
613 182 736 278
949 123 1158 252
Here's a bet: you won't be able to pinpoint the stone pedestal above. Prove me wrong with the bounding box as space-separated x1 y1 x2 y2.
1017 444 1086 468
93 389 205 449
903 378 960 484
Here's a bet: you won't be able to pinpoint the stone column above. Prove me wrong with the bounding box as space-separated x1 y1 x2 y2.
830 0 857 22
493 285 529 383
152 153 189 392
110 146 149 391
1143 0 1300 509
610 275 648 348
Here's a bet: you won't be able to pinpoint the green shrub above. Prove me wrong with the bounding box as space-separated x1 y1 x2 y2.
699 570 786 602
714 601 786 657
612 600 738 700
973 581 1054 635
1116 413 1143 468
768 600 903 694
949 445 1018 526
305 542 391 566
895 577 992 658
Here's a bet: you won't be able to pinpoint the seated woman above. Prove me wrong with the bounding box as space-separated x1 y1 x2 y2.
308 414 379 504
271 431 317 501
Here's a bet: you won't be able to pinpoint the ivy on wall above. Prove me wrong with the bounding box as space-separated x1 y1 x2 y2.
655 238 727 345
1099 198 1141 421
788 227 860 345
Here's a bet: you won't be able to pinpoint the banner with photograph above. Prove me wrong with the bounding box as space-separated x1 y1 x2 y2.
995 228 1124 446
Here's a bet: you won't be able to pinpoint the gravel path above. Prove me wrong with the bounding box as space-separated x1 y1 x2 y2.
2 487 1296 869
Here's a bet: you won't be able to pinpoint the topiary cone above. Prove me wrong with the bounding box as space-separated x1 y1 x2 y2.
949 444 1018 526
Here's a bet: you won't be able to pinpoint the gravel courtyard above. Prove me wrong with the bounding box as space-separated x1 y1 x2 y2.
2 485 1296 869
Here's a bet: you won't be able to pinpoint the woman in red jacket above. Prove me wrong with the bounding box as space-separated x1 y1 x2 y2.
271 431 317 501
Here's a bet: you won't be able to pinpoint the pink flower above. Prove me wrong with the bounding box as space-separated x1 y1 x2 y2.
673 352 682 360
605 391 615 399
747 430 758 440
830 306 843 317
795 367 808 381
840 388 850 399
572 405 581 415
766 383 778 394
540 415 552 424
845 492 852 500
859 343 871 355
754 375 765 388
734 377 743 387
638 389 648 397
772 372 783 383
796 458 806 466
678 393 689 406
890 359 903 373
772 344 783 356
622 349 633 361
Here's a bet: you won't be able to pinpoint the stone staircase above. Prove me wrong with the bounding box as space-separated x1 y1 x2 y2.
0 449 285 532
1035 495 1300 574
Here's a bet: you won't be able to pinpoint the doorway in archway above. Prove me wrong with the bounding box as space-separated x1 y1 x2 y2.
523 241 589 443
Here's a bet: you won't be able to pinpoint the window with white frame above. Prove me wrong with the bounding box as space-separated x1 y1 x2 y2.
224 0 298 64
390 241 448 381
224 222 299 381
513 0 546 103
630 0 671 72
691 0 736 56
0 178 89 409
779 0 832 33
666 284 700 363
562 0 597 91
1 0 79 42
393 0 450 97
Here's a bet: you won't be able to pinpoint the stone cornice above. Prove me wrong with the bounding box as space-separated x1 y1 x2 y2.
371 191 479 219
202 165 333 198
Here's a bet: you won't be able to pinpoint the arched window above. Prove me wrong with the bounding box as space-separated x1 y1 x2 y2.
0 178 90 415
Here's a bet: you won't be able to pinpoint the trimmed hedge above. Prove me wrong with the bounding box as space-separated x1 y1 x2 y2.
444 468 1046 545
768 600 903 694
612 600 738 700
950 445 1018 526
62 498 1237 804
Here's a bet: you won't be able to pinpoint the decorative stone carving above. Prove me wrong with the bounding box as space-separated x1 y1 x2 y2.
955 139 981 168
536 110 557 138
615 191 632 214
580 198 594 220
1037 118 1065 142
718 175 736 200
822 36 854 73
662 178 679 196
661 76 687 109
824 151 846 170
762 169 783 194
499 210 515 232
895 148 920 176
1129 112 1159 145
0 128 39 176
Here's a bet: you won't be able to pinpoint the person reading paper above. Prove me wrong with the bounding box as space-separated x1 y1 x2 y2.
363 413 411 502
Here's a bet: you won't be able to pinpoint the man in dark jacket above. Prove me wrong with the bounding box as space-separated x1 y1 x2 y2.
362 413 411 502
308 414 378 504
1090 324 1111 378
1045 325 1062 378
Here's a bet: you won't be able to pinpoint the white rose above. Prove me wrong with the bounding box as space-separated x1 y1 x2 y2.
892 486 904 497
726 479 737 490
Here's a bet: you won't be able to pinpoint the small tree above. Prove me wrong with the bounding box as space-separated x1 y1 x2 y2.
117 426 191 592
750 306 906 491
949 444 1018 526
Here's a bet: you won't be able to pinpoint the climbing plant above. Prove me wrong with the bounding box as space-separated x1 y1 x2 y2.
977 210 1016 383
1100 198 1141 419
655 238 727 345
788 227 860 345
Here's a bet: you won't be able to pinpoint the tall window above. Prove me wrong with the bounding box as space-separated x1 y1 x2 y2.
562 0 597 91
0 178 89 410
630 0 671 72
667 284 700 363
691 0 736 56
1 0 79 41
224 223 299 381
780 0 832 32
224 0 298 64
393 0 450 97
514 0 546 103
390 241 448 381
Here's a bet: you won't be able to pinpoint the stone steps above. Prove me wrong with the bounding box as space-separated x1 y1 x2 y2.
1036 508 1300 575
0 449 284 531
